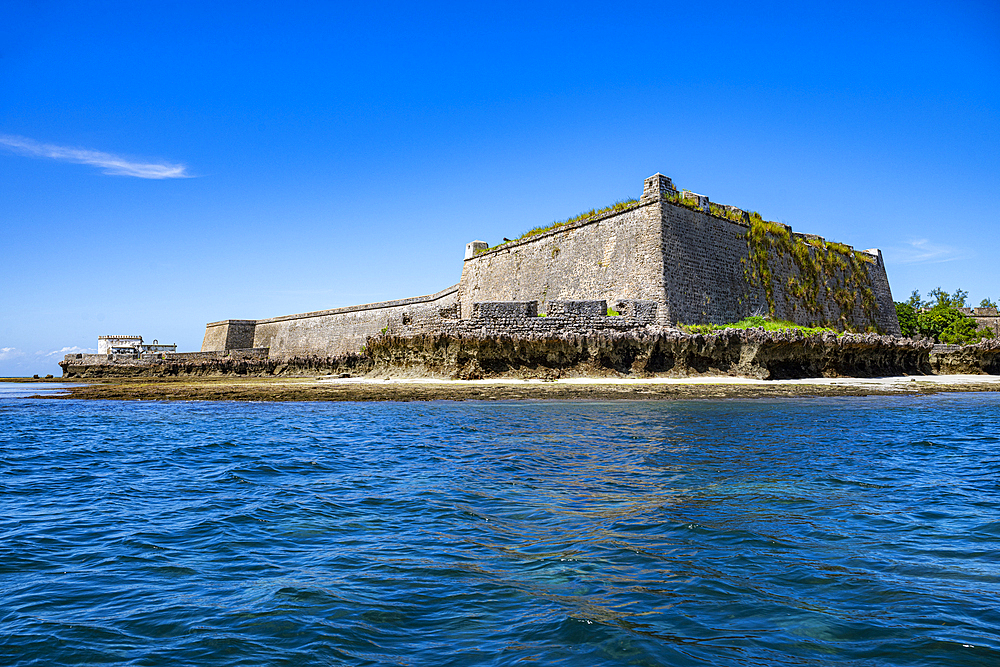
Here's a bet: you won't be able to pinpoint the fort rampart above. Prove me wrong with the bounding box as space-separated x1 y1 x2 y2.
202 285 460 359
459 174 898 334
192 172 899 364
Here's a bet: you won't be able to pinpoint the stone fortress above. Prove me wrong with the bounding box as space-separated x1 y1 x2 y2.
198 172 901 360
66 170 941 378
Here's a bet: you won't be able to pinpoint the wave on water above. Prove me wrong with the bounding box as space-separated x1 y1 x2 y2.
1 395 998 666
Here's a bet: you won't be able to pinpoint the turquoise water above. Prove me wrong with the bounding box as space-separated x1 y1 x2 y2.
1 394 998 666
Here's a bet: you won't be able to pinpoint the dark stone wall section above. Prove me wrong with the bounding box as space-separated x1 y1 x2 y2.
472 302 538 318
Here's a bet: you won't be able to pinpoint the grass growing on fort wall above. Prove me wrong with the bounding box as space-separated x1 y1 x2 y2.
654 187 880 332
663 190 704 213
680 316 838 336
479 198 640 253
742 215 879 330
473 188 883 333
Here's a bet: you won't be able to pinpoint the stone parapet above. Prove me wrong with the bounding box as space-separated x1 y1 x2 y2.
400 300 665 338
472 301 538 318
65 348 270 365
545 300 606 318
613 300 659 322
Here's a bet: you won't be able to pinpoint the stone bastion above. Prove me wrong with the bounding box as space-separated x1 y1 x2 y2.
194 171 899 361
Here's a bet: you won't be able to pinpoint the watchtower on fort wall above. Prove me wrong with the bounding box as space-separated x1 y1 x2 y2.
459 173 900 334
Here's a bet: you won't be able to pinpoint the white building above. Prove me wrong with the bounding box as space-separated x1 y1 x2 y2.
97 335 177 356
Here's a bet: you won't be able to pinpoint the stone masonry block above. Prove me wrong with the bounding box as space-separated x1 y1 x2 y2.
720 205 750 224
613 300 659 322
473 301 539 318
547 300 607 317
681 191 709 213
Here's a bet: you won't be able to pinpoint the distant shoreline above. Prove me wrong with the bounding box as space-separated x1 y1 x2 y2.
20 374 1000 402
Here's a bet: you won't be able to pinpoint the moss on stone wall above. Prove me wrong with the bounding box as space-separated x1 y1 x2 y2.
742 216 879 330
662 190 704 213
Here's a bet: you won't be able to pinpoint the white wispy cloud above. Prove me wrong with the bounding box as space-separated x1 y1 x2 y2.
0 346 100 377
0 134 189 179
38 346 94 358
887 239 968 265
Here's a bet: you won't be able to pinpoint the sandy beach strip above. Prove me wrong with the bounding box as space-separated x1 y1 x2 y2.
24 373 1000 402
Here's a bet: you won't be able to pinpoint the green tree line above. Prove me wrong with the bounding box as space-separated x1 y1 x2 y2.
895 288 996 343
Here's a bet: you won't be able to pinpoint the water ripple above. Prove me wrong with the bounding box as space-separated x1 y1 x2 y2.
1 395 999 665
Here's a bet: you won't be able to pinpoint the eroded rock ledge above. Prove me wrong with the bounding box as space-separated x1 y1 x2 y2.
363 329 934 380
59 329 1000 380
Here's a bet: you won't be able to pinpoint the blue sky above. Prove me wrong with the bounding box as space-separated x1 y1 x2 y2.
2 0 998 376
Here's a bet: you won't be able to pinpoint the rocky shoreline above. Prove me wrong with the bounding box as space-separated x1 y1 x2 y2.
59 329 1000 381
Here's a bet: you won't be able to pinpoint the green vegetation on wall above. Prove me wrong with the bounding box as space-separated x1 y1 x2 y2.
662 190 704 213
681 316 837 336
480 198 640 253
707 202 749 224
742 215 878 330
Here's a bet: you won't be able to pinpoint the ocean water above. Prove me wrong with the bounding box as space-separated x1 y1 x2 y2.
1 392 998 666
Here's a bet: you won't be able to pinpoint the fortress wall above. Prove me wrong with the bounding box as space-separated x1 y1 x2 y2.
863 252 898 333
250 285 460 359
660 203 759 325
659 200 899 334
195 172 900 357
458 203 666 320
765 246 897 332
201 320 257 352
959 308 1000 337
458 186 898 333
164 349 269 361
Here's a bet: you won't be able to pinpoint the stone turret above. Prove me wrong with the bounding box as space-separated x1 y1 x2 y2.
641 173 676 201
465 240 488 259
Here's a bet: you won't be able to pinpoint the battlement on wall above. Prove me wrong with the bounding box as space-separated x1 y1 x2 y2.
63 348 270 369
468 299 658 321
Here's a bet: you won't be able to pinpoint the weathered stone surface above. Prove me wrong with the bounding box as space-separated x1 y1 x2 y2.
200 285 460 359
472 301 538 318
459 174 899 334
547 300 607 318
362 329 933 380
459 202 667 323
929 338 1000 374
201 320 256 351
60 350 364 378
